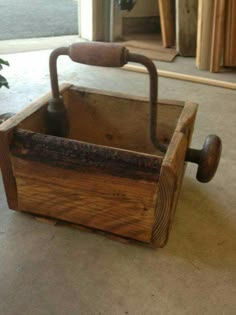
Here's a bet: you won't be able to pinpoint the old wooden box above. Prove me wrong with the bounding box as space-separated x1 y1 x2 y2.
0 43 221 247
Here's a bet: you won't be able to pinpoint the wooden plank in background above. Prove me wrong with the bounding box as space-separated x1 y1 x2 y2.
196 0 215 70
176 0 198 57
224 0 236 67
210 0 226 72
123 64 236 90
158 0 175 48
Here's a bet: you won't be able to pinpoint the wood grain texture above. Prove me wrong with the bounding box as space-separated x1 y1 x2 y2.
11 156 158 243
125 45 178 62
63 86 183 155
224 0 236 66
158 0 175 48
0 131 18 209
176 0 198 56
0 84 71 210
1 84 198 247
152 102 197 247
210 0 226 72
196 0 215 70
12 129 162 182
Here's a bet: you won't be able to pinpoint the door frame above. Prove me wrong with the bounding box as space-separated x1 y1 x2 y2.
79 0 122 41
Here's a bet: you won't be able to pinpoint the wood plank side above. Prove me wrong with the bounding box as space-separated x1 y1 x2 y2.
12 129 162 182
196 0 215 70
210 0 226 72
151 133 187 247
176 0 198 57
152 102 197 247
158 0 175 48
11 157 158 243
10 128 163 243
224 0 236 66
0 131 18 209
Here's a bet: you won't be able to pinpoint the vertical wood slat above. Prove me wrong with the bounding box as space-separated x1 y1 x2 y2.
224 0 236 66
0 131 18 210
158 0 175 48
210 0 226 73
176 0 198 57
196 0 215 70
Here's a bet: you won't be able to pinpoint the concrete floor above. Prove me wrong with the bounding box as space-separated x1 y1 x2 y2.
0 0 78 40
0 41 236 314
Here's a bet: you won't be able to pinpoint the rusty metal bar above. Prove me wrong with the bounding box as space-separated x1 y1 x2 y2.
127 53 167 153
48 43 167 152
49 47 69 99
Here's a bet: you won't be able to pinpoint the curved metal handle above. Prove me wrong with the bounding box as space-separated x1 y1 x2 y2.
48 42 166 151
186 135 222 183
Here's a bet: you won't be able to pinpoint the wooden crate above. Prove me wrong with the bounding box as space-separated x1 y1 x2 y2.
0 84 198 247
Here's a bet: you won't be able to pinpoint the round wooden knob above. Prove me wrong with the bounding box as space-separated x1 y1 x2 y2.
186 135 222 183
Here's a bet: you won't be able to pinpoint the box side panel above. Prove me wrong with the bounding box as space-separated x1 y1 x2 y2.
0 131 18 209
152 102 198 247
0 87 68 210
152 133 187 247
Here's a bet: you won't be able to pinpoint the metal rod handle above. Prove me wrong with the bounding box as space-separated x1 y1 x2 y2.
48 42 166 152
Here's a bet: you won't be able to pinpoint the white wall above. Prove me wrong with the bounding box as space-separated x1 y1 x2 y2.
79 0 93 40
79 0 105 41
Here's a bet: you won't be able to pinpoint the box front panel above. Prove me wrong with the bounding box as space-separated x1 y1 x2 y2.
12 157 157 243
10 129 163 243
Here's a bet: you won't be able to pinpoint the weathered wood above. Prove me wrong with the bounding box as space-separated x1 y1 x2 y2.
196 0 215 70
176 0 198 56
158 0 175 48
210 0 226 72
224 0 236 67
63 86 183 155
1 84 199 247
69 42 128 68
11 155 157 243
0 131 18 209
12 129 162 182
0 84 71 210
152 102 197 247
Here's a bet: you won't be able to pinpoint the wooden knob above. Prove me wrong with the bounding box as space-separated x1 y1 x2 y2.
69 42 129 67
186 135 222 183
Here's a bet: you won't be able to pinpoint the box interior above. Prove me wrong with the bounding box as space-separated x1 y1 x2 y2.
18 86 184 157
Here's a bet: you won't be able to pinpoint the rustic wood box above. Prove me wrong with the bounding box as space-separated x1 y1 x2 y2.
0 42 221 247
0 84 199 247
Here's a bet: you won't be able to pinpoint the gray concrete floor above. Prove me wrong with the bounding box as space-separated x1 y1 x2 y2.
0 0 78 40
0 41 236 314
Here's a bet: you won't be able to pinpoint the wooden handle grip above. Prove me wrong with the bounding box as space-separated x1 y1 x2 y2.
68 42 129 67
186 135 222 183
